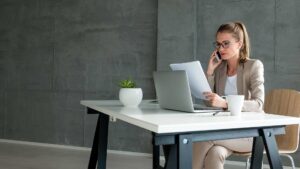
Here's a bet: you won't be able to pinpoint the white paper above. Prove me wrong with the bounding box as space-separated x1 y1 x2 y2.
170 61 211 99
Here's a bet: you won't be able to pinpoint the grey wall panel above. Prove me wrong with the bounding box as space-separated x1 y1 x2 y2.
52 32 88 92
108 120 152 153
0 52 5 93
158 36 196 70
0 1 14 93
83 113 97 147
196 0 275 72
0 0 54 91
4 0 54 91
157 0 197 70
0 20 8 92
4 91 56 143
4 91 85 146
52 92 85 146
265 72 300 91
0 0 157 152
0 92 4 138
53 0 157 93
52 1 91 92
275 0 300 74
0 1 10 139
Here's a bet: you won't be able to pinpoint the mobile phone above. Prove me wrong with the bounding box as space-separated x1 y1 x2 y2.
215 51 222 61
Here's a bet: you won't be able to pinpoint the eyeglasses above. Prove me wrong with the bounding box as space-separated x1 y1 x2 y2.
213 40 232 49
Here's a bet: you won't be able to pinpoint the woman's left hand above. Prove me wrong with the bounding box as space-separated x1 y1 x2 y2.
203 92 227 108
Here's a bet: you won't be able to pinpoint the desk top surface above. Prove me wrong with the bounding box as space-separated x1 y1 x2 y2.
81 100 300 133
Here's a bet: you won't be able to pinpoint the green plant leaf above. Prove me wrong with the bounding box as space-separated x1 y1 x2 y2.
119 79 136 88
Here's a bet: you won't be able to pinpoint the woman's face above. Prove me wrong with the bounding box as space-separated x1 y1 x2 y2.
215 32 242 60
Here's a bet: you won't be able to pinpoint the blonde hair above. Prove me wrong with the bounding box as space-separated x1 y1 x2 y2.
216 21 250 63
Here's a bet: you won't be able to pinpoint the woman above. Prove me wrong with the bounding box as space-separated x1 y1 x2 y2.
193 22 265 169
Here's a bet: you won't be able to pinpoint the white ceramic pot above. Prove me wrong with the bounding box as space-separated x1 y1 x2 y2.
119 88 143 107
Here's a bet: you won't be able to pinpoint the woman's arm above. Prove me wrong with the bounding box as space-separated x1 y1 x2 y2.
243 60 265 112
207 74 215 92
206 51 222 92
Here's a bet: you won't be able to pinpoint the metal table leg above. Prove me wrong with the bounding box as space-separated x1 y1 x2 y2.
87 109 109 169
250 128 284 169
164 145 178 169
153 145 160 169
250 136 264 169
178 134 193 169
262 128 283 169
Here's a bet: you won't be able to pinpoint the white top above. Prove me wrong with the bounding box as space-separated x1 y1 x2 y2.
80 100 300 134
224 75 238 95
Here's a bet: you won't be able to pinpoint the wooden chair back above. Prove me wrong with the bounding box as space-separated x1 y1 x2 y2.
264 89 300 153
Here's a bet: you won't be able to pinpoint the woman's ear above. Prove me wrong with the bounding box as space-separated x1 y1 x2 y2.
238 41 243 50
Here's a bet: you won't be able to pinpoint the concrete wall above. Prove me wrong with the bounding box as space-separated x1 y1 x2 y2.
157 0 197 68
0 0 157 153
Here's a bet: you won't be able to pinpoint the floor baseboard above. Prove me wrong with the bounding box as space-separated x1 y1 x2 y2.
0 138 151 157
0 138 91 151
0 139 298 169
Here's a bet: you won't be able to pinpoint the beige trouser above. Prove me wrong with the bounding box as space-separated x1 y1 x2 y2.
193 138 253 169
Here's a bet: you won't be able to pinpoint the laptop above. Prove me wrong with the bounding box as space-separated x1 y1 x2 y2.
153 71 223 113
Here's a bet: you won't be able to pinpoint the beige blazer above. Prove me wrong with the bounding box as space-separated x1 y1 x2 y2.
207 59 265 112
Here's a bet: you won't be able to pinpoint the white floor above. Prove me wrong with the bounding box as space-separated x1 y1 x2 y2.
0 140 297 169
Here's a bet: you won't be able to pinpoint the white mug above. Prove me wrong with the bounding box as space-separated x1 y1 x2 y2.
226 95 244 116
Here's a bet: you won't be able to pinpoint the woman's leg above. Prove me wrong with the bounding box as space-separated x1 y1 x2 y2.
214 138 253 153
193 141 214 169
193 138 253 169
204 145 232 169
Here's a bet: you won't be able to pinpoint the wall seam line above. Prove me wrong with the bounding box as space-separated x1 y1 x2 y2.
274 0 277 73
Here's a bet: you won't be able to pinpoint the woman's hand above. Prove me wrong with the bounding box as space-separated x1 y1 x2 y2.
203 92 227 108
207 51 222 76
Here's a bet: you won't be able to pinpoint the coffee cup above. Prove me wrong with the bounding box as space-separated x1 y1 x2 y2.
226 95 244 116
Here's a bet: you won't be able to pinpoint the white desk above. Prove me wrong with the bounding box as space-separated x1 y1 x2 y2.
81 100 300 169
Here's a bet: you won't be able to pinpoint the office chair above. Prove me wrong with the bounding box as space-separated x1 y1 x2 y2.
234 89 300 169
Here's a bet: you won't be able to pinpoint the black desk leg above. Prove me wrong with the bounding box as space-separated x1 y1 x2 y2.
178 134 193 169
250 136 264 169
87 112 109 169
153 145 160 169
262 128 283 169
88 115 100 169
163 145 178 169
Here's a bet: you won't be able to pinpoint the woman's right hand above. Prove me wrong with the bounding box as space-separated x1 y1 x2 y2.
207 50 222 76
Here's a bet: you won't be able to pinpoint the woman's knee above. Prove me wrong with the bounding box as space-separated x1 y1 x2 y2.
193 141 215 169
193 141 214 156
205 146 231 163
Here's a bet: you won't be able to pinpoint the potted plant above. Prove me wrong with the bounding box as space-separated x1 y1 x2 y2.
118 79 143 107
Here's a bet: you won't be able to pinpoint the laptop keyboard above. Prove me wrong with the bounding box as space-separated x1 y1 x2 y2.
193 104 222 110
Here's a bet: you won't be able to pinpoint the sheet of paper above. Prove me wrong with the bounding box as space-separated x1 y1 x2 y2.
170 61 211 100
